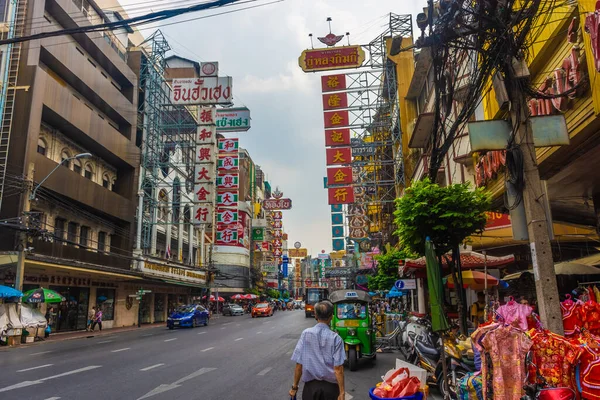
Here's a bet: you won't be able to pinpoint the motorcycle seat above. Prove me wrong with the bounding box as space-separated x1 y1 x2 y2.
416 340 440 359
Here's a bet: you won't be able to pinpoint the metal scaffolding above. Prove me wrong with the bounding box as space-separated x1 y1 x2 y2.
346 13 412 248
136 31 198 255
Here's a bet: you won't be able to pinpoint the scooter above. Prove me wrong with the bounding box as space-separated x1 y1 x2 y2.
406 327 473 399
399 314 431 359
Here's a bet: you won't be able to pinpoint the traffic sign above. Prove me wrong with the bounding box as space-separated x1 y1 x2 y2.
294 241 301 249
305 278 312 287
394 279 416 290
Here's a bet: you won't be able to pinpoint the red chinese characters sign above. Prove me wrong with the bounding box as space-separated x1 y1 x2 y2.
298 45 366 73
263 198 292 210
321 74 347 92
322 92 348 110
324 129 351 147
327 167 353 185
324 110 350 129
328 186 355 205
326 147 351 166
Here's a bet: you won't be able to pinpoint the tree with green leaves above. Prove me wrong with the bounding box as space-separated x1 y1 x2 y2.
394 178 490 333
368 245 415 291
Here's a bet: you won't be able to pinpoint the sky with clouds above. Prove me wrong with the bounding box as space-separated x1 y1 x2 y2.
122 0 425 255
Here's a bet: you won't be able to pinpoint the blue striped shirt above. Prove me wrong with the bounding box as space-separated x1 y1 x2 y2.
291 322 346 383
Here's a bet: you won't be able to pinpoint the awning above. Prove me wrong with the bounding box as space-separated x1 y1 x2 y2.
160 278 207 289
504 262 600 280
27 259 143 280
404 250 515 271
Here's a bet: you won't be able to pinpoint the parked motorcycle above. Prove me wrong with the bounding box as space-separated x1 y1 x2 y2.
405 325 474 399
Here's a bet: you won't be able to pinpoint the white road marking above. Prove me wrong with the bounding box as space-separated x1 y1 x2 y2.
345 392 354 400
164 338 177 342
286 350 294 355
201 347 214 352
29 351 52 356
223 322 232 325
0 366 101 393
256 331 262 334
137 368 217 399
17 364 53 373
141 334 154 337
98 340 113 344
111 348 130 353
220 327 226 330
44 397 61 400
257 367 272 376
234 338 243 341
140 364 165 371
264 321 271 324
198 331 207 335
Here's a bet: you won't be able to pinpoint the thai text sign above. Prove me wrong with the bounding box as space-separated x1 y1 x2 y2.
325 129 351 146
321 74 347 92
328 186 355 205
326 147 352 166
485 212 511 230
327 167 353 185
171 77 233 105
299 45 365 72
263 199 292 210
216 108 251 132
142 262 206 283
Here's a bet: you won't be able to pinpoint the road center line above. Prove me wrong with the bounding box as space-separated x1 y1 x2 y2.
29 351 52 356
234 338 243 341
44 397 61 400
17 364 53 373
198 331 206 335
201 347 214 352
140 363 165 371
0 366 103 393
164 338 177 342
257 367 272 376
98 340 113 344
111 348 130 353
256 331 262 334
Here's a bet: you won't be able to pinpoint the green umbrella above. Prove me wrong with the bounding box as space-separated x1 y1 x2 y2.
425 237 449 332
22 288 65 304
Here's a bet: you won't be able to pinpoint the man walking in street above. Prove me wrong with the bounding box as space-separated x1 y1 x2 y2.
289 300 345 400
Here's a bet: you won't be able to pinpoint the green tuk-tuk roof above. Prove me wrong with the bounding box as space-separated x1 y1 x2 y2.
329 289 371 303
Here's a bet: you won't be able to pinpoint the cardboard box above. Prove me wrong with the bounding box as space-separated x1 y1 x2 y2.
396 359 428 389
6 328 22 336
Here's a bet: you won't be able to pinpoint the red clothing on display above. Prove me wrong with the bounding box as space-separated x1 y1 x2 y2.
575 332 600 399
583 301 600 335
561 301 583 336
527 329 582 390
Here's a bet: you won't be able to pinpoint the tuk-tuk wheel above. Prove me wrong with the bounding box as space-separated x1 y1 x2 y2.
348 347 358 371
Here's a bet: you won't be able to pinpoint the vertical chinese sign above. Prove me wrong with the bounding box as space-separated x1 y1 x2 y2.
194 107 217 228
216 137 241 246
322 74 355 253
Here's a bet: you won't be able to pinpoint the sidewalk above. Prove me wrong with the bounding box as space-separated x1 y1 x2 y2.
44 322 166 343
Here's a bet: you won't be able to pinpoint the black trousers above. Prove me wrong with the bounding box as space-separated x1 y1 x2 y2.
302 380 339 400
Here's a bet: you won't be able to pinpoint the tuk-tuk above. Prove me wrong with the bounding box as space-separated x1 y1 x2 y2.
329 289 376 371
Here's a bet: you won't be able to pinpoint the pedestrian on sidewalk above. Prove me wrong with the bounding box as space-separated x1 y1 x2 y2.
289 300 345 400
86 306 96 331
91 307 103 331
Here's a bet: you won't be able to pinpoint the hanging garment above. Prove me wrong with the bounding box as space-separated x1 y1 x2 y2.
575 331 600 399
458 372 483 400
582 301 600 335
561 300 583 337
481 325 532 400
594 286 600 304
528 328 582 390
471 323 500 398
496 302 532 331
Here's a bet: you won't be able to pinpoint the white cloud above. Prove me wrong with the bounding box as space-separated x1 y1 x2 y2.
237 61 314 94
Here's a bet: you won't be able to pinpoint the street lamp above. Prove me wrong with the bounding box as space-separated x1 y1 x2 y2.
30 152 92 200
14 152 92 291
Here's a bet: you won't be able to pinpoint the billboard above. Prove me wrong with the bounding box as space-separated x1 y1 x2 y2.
215 107 251 132
321 74 347 92
298 45 366 72
327 166 353 185
328 186 355 205
171 77 233 105
324 129 351 147
325 147 351 166
263 198 292 210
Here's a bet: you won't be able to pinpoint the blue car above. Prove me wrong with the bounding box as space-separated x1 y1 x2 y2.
167 304 209 329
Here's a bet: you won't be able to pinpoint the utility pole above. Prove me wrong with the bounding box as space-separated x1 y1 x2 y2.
508 82 563 334
14 162 34 292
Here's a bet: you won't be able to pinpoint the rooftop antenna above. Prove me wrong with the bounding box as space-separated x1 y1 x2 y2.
346 32 350 46
327 17 333 33
309 33 314 49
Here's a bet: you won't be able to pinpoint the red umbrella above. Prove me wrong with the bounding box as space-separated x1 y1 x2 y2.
202 295 225 302
231 294 244 300
244 294 258 299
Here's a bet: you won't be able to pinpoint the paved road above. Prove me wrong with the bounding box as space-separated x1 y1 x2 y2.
0 310 399 400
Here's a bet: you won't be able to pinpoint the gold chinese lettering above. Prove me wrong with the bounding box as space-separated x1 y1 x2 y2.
334 188 348 202
330 130 344 143
333 169 347 182
332 150 346 163
328 94 342 108
330 113 344 125
327 76 339 88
